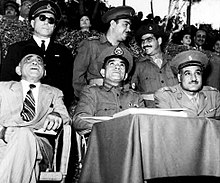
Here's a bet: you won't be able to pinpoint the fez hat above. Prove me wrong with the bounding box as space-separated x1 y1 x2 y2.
21 45 44 60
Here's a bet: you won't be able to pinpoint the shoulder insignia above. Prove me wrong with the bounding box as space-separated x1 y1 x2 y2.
158 86 171 92
204 86 219 92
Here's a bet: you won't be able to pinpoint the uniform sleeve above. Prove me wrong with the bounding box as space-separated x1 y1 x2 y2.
72 40 92 98
72 86 97 132
154 89 172 108
138 94 146 108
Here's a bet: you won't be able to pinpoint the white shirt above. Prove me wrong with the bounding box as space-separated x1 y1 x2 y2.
33 35 50 51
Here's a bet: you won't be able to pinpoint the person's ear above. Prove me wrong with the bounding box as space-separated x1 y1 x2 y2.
100 69 105 77
158 37 162 45
110 20 116 28
43 69 46 77
30 19 35 28
177 73 181 82
124 73 128 80
15 65 22 76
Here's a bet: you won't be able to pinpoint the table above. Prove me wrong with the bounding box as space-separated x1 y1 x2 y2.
79 114 220 183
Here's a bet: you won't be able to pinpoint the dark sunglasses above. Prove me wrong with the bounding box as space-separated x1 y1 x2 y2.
38 14 55 24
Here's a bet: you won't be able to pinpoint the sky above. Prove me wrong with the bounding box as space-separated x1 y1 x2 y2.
106 0 220 30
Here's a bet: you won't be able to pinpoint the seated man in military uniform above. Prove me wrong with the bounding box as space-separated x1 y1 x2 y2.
72 46 145 135
154 50 220 118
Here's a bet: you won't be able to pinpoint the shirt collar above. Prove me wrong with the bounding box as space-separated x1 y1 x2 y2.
33 35 50 50
102 81 124 92
21 79 40 88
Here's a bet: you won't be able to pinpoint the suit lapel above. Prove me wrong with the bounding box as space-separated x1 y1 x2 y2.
36 85 53 119
10 82 23 108
198 92 208 114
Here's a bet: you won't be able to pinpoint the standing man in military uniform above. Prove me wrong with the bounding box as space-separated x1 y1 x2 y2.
154 50 220 118
131 23 178 107
72 6 135 99
72 46 145 135
0 0 75 109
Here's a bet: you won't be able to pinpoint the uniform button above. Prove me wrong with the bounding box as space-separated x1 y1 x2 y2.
161 80 164 83
159 71 162 73
104 108 107 111
119 106 122 109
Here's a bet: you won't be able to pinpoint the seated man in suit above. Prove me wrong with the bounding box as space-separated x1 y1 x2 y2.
72 46 145 135
154 50 220 118
0 0 75 109
0 50 70 183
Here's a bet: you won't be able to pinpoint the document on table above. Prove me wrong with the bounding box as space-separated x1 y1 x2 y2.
113 108 188 118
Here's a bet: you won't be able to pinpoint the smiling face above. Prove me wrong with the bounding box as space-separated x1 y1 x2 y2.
194 30 206 47
178 65 203 96
31 12 56 39
111 19 132 42
141 33 161 56
16 54 45 83
101 58 128 86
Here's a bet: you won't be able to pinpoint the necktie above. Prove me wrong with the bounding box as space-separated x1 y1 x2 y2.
41 40 45 52
21 84 36 122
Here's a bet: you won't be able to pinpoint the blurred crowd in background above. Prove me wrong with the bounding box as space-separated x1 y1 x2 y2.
0 0 220 60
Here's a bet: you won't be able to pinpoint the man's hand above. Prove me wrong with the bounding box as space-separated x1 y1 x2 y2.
43 112 63 131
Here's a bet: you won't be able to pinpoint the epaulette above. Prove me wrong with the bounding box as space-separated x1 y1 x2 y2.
87 36 100 41
158 86 172 93
203 86 219 92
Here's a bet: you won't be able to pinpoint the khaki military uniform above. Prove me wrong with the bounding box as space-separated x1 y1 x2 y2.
72 34 129 98
154 84 220 117
73 83 145 133
131 54 178 94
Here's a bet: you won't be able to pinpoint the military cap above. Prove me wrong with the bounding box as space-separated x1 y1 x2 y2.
102 6 135 24
171 50 209 74
4 1 19 12
28 0 61 22
98 46 133 73
136 23 164 39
